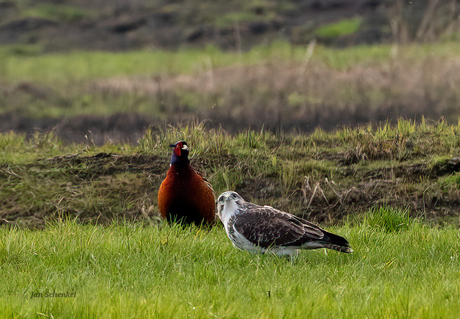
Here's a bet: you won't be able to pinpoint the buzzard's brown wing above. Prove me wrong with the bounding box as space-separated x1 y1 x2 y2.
232 203 325 248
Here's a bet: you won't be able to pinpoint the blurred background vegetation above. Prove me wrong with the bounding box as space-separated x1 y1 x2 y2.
1 0 460 143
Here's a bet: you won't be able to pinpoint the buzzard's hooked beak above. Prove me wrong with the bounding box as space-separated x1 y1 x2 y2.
217 194 228 218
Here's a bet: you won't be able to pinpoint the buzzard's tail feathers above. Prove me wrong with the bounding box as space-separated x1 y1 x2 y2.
322 244 353 253
323 231 353 253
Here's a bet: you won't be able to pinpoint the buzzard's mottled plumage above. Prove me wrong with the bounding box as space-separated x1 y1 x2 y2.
217 191 352 256
158 141 216 225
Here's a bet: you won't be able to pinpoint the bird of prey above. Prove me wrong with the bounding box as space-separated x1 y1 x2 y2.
158 141 216 225
217 191 352 256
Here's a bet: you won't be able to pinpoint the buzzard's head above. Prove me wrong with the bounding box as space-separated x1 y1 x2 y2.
169 141 190 165
217 191 245 222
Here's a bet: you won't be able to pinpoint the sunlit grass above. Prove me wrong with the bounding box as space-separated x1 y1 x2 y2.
1 122 460 317
0 219 459 318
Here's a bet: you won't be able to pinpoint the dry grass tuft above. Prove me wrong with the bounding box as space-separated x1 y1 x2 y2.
92 55 460 133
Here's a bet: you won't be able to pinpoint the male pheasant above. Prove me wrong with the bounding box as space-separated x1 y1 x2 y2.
158 141 216 224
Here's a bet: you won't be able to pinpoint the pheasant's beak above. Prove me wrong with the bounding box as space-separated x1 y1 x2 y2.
170 142 188 157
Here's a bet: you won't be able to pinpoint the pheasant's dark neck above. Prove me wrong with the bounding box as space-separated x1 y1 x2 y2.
170 153 190 165
168 162 193 174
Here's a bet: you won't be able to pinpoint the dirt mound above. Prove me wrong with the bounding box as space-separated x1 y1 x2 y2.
2 148 460 228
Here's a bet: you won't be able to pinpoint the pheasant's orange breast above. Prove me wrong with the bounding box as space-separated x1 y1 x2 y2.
158 164 215 224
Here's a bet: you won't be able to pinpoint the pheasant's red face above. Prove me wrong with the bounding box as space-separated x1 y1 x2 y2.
174 142 183 157
169 141 189 165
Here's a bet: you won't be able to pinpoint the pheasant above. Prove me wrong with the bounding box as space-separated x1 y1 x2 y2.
158 141 216 225
217 191 352 256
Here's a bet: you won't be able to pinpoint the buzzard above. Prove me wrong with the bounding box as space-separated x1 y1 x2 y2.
158 141 216 224
217 191 352 256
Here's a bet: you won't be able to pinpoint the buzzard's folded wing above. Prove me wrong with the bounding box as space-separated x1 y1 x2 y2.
232 204 325 248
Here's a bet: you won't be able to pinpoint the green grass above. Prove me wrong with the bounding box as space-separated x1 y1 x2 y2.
1 121 460 317
315 18 362 39
364 206 413 232
22 4 91 22
4 41 460 84
439 172 460 191
0 43 299 84
1 219 459 318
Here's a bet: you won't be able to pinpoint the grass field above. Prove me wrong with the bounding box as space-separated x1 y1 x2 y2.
1 217 460 318
2 38 460 317
3 41 460 84
2 41 460 134
1 119 460 318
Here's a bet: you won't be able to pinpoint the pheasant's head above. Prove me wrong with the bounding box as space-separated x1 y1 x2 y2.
169 141 190 165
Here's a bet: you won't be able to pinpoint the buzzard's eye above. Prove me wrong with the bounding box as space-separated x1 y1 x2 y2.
218 197 224 202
